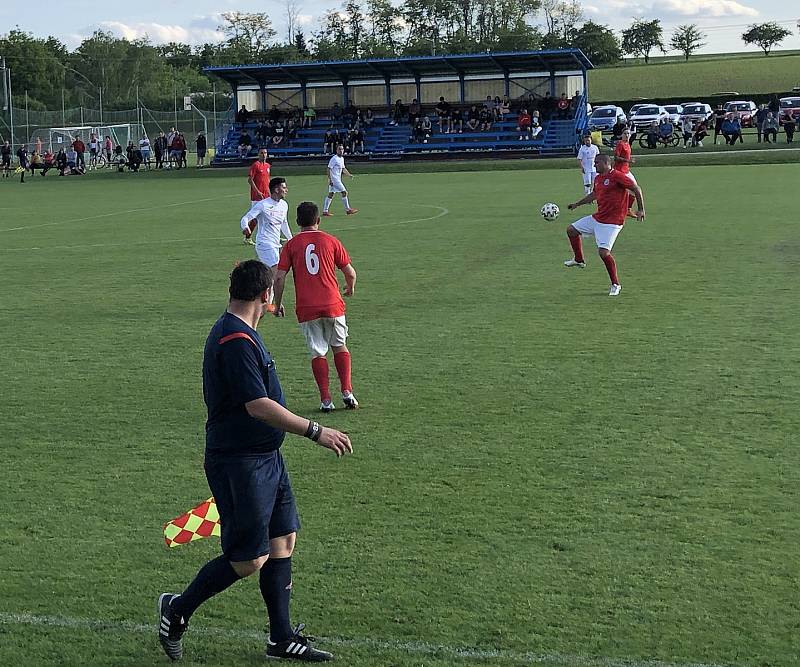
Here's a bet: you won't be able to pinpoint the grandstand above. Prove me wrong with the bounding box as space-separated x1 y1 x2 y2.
205 50 593 165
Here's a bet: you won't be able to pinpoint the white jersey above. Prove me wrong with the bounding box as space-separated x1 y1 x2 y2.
327 154 345 182
241 197 292 252
577 144 599 172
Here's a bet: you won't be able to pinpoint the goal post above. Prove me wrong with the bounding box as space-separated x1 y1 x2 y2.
32 124 147 152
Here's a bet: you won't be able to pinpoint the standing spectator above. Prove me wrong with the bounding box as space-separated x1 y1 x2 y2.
730 114 743 144
166 127 177 154
517 108 531 140
557 93 570 119
482 95 494 116
363 108 374 129
754 104 768 143
303 105 316 128
450 107 464 134
286 119 298 145
713 105 726 144
784 116 796 143
72 135 86 171
762 112 778 143
342 101 358 128
16 145 29 182
104 135 113 163
88 133 99 169
154 132 167 169
390 99 405 126
139 134 151 169
330 102 343 126
408 98 421 126
1 140 11 178
178 133 188 168
235 104 250 123
195 132 207 168
768 95 780 116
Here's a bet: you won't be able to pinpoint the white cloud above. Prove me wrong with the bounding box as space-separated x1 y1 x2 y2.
296 14 314 26
91 15 226 45
659 0 758 16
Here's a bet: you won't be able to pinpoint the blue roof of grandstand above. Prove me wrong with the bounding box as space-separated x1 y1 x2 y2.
205 50 593 86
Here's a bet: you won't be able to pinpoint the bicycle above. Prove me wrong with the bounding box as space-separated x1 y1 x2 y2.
637 131 680 149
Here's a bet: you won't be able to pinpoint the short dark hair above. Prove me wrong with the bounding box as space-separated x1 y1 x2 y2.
229 260 273 301
297 201 319 228
269 177 286 192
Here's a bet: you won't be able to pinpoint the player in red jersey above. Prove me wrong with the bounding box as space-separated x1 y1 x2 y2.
563 153 645 296
613 128 638 216
244 148 271 245
273 201 359 411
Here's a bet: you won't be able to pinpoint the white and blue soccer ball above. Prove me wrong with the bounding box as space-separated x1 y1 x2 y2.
540 202 560 222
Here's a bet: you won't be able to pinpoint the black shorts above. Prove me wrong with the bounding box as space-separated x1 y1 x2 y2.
1 155 9 167
205 450 300 561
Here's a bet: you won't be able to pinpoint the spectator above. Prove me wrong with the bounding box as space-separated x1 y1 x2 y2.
104 135 113 163
56 148 68 175
72 135 86 171
721 115 742 145
730 114 743 144
754 104 768 143
330 102 343 126
713 105 726 144
569 91 581 116
784 116 796 143
41 149 55 176
195 132 207 168
303 105 316 128
408 98 421 125
238 130 253 158
113 144 126 172
483 95 494 116
255 120 269 147
479 105 493 131
271 123 286 146
541 91 554 120
29 151 42 175
178 132 188 168
154 132 167 169
557 93 570 119
493 96 503 120
363 108 375 129
323 128 337 154
435 96 451 133
762 112 778 143
166 126 177 151
517 108 532 140
66 147 78 171
390 99 405 126
658 116 673 141
768 95 780 116
235 105 250 124
411 119 427 144
530 110 542 138
286 119 298 144
421 115 433 138
129 143 144 172
343 101 358 128
611 118 627 143
645 122 659 149
351 126 365 153
693 119 708 147
268 105 282 123
681 116 694 147
499 95 511 119
450 107 464 134
467 105 480 131
139 135 151 168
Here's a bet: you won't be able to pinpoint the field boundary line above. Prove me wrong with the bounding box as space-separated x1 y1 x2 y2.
0 611 737 667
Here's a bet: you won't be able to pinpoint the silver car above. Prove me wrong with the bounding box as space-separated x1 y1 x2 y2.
630 105 670 131
588 105 626 132
663 104 683 126
681 102 713 125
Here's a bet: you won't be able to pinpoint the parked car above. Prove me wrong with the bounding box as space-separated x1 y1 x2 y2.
723 100 757 127
779 97 800 125
663 104 683 126
628 103 648 118
588 105 626 132
681 102 713 125
630 104 669 131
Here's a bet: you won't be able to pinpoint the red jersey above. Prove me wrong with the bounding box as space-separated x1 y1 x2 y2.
249 160 271 201
72 139 86 153
593 170 636 226
277 230 351 323
613 140 631 173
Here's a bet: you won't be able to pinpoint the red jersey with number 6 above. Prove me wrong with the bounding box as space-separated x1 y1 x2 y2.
593 170 637 226
277 230 351 323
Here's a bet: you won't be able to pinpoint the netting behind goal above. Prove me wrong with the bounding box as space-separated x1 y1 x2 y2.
27 124 147 152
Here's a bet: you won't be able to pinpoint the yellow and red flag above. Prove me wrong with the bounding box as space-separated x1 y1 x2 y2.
163 497 221 547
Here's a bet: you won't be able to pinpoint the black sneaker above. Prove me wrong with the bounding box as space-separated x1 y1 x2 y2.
158 593 188 661
266 623 333 661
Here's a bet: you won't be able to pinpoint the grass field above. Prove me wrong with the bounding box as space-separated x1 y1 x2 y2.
1 158 798 667
589 51 800 101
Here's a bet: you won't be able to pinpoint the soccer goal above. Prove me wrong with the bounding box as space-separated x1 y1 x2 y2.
30 124 146 153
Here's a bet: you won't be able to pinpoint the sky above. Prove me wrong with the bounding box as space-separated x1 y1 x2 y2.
1 0 796 56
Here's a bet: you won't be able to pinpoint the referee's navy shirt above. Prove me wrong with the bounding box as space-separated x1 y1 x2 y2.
203 312 286 457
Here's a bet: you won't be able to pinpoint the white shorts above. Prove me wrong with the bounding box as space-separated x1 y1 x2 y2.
328 178 346 194
571 215 623 251
299 316 348 357
583 169 597 186
256 243 280 267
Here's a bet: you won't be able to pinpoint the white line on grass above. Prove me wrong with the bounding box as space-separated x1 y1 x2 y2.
0 611 737 667
0 204 450 253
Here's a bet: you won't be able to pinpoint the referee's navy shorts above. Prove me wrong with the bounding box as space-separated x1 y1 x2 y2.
205 450 300 562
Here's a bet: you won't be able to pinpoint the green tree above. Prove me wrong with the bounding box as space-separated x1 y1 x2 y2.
218 11 277 62
366 0 402 54
0 30 67 108
621 18 664 63
294 31 310 56
572 21 621 65
344 0 366 58
741 22 792 55
669 24 706 60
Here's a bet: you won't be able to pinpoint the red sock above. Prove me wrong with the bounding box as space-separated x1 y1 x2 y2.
569 234 584 263
601 253 619 284
333 351 352 393
311 357 331 401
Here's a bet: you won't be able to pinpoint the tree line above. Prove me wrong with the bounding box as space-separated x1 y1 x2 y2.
0 4 793 112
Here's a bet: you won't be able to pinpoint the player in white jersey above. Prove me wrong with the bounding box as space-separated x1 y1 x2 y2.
240 177 293 268
576 134 600 194
322 144 358 216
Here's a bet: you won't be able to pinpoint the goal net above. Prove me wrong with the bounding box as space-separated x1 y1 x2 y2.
28 124 146 152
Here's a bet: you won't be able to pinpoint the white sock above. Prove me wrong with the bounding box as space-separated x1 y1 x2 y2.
323 196 332 213
342 196 351 210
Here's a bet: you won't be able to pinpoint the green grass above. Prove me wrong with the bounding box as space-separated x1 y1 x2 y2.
1 160 799 666
589 51 800 101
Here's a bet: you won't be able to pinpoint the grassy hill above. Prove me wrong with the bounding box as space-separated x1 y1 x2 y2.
589 50 800 102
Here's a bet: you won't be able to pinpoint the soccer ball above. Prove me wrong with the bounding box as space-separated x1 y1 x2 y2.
540 203 560 222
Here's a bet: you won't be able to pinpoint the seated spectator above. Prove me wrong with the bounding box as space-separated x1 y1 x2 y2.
238 131 253 157
611 118 627 142
343 101 358 128
499 96 511 119
467 105 480 131
255 120 270 146
268 105 282 123
681 116 694 147
66 147 78 170
390 99 405 126
56 148 68 176
408 98 421 125
435 97 451 133
303 106 316 128
351 126 365 153
411 119 424 144
557 93 570 119
646 122 659 149
784 117 796 143
726 116 743 144
235 105 250 124
530 110 543 138
658 117 673 139
331 102 343 126
479 106 493 131
693 119 708 147
29 151 42 175
113 145 126 172
517 108 532 140
271 123 286 146
42 150 55 176
763 112 778 143
324 128 337 154
570 91 581 115
483 95 494 115
129 145 143 172
286 119 298 144
492 96 503 120
421 115 433 138
363 108 375 128
450 107 464 134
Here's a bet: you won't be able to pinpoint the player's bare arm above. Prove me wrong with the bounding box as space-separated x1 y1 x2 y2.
568 192 597 209
627 185 646 220
327 168 333 185
245 397 353 457
272 269 288 317
343 168 354 179
248 176 263 200
341 264 356 297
